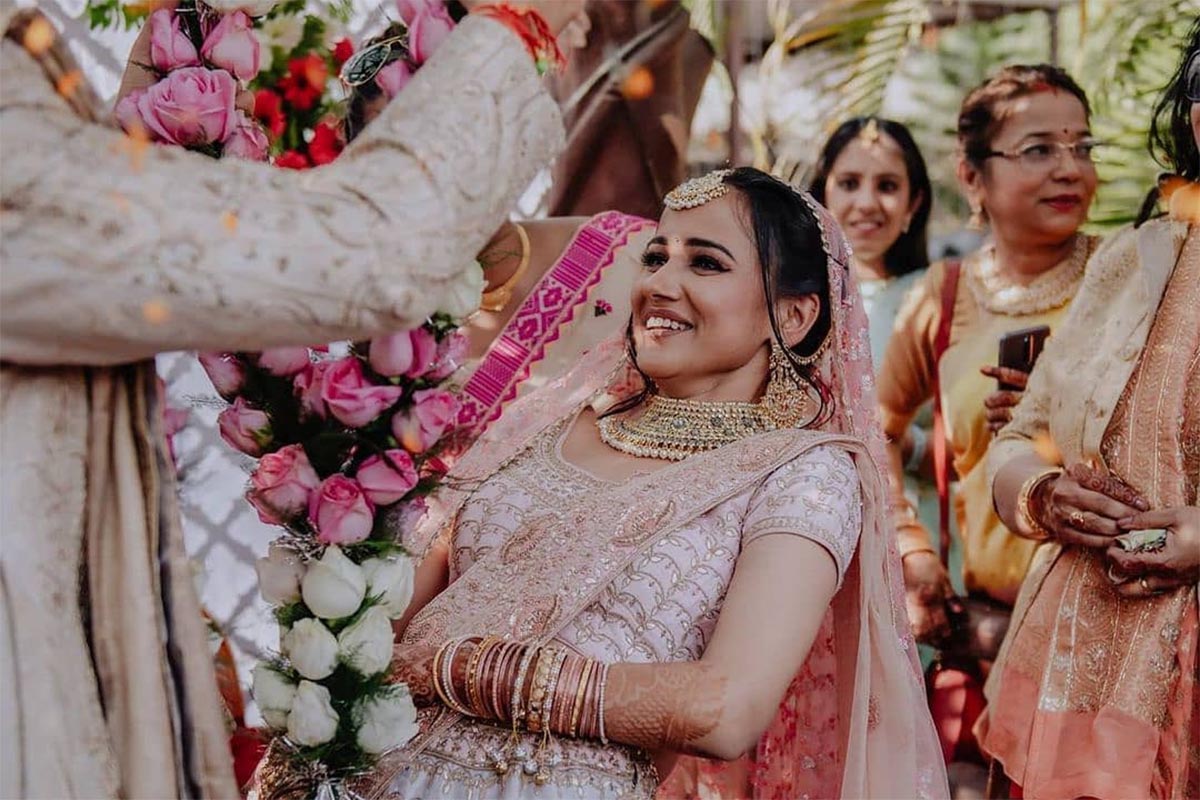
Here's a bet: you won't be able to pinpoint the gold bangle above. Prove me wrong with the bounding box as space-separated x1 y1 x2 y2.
1017 467 1062 541
569 659 593 738
479 222 531 313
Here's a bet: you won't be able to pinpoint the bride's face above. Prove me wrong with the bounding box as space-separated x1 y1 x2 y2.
631 193 775 400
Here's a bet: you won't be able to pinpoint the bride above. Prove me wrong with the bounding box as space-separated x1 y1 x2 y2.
287 168 946 799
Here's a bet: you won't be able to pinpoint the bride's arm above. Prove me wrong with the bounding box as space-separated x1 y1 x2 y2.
393 513 845 759
394 540 450 638
605 532 837 759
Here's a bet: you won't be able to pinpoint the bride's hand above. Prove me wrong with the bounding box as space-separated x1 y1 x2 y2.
389 642 439 707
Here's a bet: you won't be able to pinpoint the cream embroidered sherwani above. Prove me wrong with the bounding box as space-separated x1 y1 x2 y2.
0 5 562 797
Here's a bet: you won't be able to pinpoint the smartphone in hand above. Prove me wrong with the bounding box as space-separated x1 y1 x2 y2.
997 325 1051 390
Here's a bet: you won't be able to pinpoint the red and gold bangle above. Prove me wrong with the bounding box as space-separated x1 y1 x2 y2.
472 3 566 75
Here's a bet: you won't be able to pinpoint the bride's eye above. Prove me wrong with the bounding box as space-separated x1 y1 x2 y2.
692 255 727 273
640 250 668 270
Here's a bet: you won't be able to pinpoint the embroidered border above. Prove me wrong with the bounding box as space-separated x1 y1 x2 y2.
456 211 652 440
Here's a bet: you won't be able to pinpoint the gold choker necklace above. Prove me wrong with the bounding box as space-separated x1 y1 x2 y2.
597 394 774 461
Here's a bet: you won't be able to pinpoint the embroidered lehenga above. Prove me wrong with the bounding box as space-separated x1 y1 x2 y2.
346 190 947 800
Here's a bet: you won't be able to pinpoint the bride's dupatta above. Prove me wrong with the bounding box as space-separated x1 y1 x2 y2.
369 196 947 800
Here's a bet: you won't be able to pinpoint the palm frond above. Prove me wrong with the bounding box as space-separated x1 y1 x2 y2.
740 0 927 181
1077 0 1199 229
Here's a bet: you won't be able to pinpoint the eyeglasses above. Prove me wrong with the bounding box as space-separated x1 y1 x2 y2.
339 35 406 87
1185 51 1200 103
983 139 1102 170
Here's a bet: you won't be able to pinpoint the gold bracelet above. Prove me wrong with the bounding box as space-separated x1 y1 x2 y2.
1017 467 1062 541
479 222 530 313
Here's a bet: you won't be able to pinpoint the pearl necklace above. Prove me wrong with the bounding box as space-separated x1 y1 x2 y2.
597 394 773 461
965 234 1092 316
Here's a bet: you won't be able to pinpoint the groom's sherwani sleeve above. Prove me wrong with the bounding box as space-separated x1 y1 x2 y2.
0 14 562 365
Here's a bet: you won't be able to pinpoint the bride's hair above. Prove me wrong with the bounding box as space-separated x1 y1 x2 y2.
617 167 833 423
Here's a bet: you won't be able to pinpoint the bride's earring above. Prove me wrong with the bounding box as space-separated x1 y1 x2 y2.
761 339 815 429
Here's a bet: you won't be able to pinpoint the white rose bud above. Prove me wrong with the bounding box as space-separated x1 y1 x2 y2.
301 545 366 620
442 262 486 319
356 686 419 754
362 556 415 619
283 618 339 680
255 542 306 606
251 663 297 730
336 607 395 677
286 681 339 747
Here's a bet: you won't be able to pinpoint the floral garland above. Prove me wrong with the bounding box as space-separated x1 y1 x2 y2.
249 0 356 168
112 0 276 161
201 316 469 785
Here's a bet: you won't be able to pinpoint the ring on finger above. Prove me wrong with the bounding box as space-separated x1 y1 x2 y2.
1069 510 1086 527
1139 577 1151 593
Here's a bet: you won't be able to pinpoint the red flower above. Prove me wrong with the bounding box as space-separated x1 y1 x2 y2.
308 121 342 166
252 88 286 139
275 149 310 170
279 54 327 112
332 37 354 66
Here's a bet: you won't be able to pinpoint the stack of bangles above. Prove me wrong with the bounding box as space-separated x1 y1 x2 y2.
471 4 566 75
431 636 610 743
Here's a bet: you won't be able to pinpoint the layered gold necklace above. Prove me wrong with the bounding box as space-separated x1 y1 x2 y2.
597 393 774 461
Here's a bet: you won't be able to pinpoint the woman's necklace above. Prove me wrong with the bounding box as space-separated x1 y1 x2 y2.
965 234 1091 315
597 393 774 461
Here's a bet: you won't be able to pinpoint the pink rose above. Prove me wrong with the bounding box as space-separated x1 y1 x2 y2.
308 475 375 545
149 9 201 71
392 388 459 453
356 449 418 506
428 331 468 381
294 361 329 419
223 110 269 161
374 60 413 100
198 352 246 398
395 0 439 25
368 328 437 378
407 3 455 65
247 444 320 523
218 397 272 456
201 11 261 81
321 358 403 428
136 66 237 146
114 89 148 135
258 346 311 376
